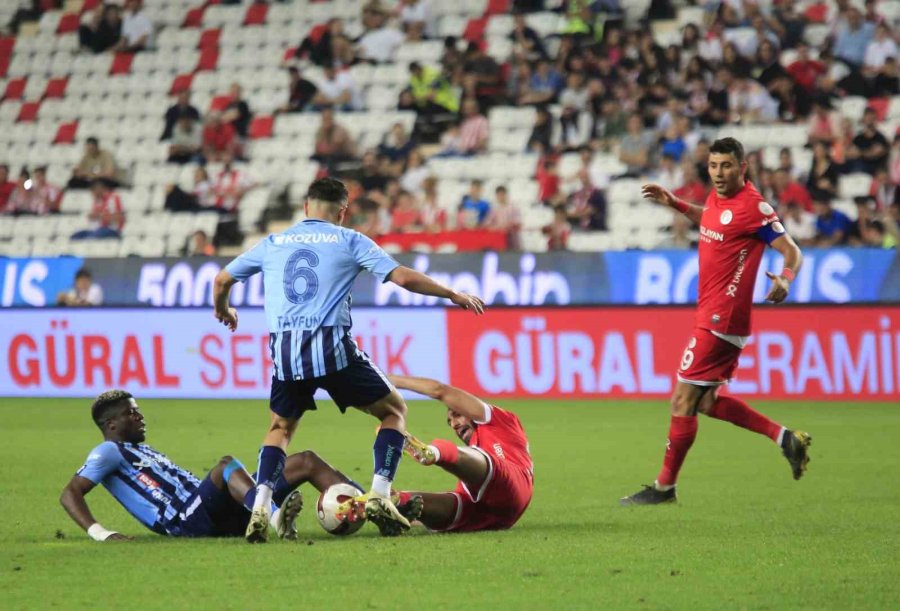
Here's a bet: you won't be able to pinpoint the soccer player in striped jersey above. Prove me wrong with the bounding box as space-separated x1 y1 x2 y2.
59 390 338 541
213 177 485 542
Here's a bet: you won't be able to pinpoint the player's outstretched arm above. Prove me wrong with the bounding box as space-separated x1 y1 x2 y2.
387 266 485 314
765 234 803 304
213 269 239 332
641 183 704 225
60 475 131 541
389 375 489 422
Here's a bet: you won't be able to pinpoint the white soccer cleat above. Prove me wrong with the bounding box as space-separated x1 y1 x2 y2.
245 507 271 544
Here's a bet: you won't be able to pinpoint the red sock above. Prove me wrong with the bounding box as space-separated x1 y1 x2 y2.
430 439 459 465
656 415 698 487
707 395 782 442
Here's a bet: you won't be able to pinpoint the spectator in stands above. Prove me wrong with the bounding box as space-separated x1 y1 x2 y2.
395 0 434 40
71 179 124 240
461 42 503 105
356 3 405 64
619 115 655 176
222 83 252 140
390 190 423 232
863 23 897 77
536 155 563 207
437 98 489 157
161 90 201 141
654 153 683 192
519 59 564 105
778 147 805 181
418 176 446 232
348 197 383 238
559 72 589 148
871 167 898 210
183 229 216 257
399 149 430 193
312 66 361 111
78 3 122 54
851 108 890 174
56 268 103 307
699 67 731 126
874 56 899 96
848 196 886 247
673 162 706 206
526 106 553 154
807 99 840 147
832 7 875 69
510 12 548 62
6 168 32 215
408 62 459 116
116 0 153 53
211 156 254 213
167 118 203 165
202 112 238 163
164 166 214 212
440 36 465 80
658 212 694 249
68 137 119 189
807 141 840 201
781 202 818 248
378 123 415 172
542 205 571 251
295 18 353 67
728 76 779 124
359 150 390 195
813 197 852 246
487 186 522 250
774 168 814 212
22 166 61 215
566 169 607 231
279 67 318 114
458 179 491 228
312 107 356 172
787 42 826 96
0 164 16 214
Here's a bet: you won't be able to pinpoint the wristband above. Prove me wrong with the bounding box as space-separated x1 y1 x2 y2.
671 198 690 214
87 523 118 541
781 268 795 282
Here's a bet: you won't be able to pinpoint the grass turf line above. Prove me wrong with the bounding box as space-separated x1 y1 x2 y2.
1 398 898 610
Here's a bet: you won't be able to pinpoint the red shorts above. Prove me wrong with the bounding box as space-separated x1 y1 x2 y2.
676 327 742 386
444 448 533 533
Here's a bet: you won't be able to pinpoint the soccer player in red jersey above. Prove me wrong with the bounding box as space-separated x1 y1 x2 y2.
386 375 534 533
621 137 812 505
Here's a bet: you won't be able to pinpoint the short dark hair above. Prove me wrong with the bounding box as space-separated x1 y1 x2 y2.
75 267 92 280
709 137 745 163
91 390 133 428
86 137 99 146
307 177 348 204
495 185 507 194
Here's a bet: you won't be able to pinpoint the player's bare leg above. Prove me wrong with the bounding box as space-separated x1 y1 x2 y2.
398 492 458 531
405 434 491 494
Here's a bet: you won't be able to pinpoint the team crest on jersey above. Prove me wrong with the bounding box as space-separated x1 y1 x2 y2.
720 210 733 225
758 201 774 215
772 221 785 233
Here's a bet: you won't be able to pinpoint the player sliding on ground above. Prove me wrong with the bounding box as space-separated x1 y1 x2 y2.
58 390 347 541
621 137 812 506
213 177 485 542
381 375 534 533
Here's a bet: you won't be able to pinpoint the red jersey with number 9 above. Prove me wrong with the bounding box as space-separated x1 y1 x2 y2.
696 181 784 337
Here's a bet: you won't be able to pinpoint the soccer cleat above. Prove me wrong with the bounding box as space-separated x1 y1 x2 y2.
397 494 424 524
364 494 412 537
781 430 812 480
619 485 677 506
274 490 303 541
245 507 271 543
403 433 437 465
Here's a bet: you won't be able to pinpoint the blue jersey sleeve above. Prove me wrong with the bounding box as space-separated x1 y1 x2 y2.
76 441 121 484
225 239 267 281
349 232 400 283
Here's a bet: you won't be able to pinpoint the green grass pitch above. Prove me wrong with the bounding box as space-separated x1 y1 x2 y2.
1 398 898 610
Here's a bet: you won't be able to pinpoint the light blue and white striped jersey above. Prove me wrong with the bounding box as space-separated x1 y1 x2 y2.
77 441 201 535
225 219 400 381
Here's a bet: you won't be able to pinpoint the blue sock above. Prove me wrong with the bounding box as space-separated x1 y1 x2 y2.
243 489 277 513
271 476 293 507
372 428 405 497
256 446 286 490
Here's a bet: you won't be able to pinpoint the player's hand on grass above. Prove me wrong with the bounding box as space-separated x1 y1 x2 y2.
215 307 239 331
451 292 486 315
641 183 676 208
105 533 133 541
764 272 790 304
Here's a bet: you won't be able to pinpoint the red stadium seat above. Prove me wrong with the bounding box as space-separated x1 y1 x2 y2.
0 56 9 78
0 36 15 58
17 101 41 122
198 28 220 49
486 0 510 16
3 76 27 101
209 94 231 112
110 52 134 75
80 0 100 12
463 17 488 43
249 115 274 139
170 73 194 95
57 13 81 34
195 47 219 72
182 6 205 28
282 46 298 63
868 98 889 122
244 3 268 26
54 120 79 144
43 76 69 99
308 23 327 44
803 3 829 23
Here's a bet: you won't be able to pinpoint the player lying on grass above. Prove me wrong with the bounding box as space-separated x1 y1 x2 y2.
621 137 811 506
378 375 534 534
59 389 353 541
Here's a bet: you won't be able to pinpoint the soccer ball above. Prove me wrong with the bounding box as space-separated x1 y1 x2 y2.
316 483 365 536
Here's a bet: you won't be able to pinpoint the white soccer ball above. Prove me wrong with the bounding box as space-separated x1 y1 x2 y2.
316 483 365 536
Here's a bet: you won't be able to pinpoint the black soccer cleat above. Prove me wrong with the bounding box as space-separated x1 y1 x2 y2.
619 485 677 506
397 494 424 523
781 430 812 480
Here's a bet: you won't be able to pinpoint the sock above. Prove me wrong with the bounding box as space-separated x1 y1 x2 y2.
270 476 293 507
656 415 698 487
707 395 783 443
371 427 405 497
252 446 286 512
430 439 459 465
242 488 278 515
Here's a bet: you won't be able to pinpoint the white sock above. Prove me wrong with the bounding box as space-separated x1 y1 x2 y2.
776 427 787 446
654 480 675 492
253 485 273 512
371 474 392 498
269 507 282 529
427 445 441 462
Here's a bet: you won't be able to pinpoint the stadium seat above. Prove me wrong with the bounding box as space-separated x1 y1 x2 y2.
198 27 220 49
196 47 219 72
17 100 40 122
182 6 206 28
56 13 80 35
249 115 274 140
110 52 134 75
838 173 873 200
43 76 68 99
243 3 268 26
53 119 79 144
2 76 27 100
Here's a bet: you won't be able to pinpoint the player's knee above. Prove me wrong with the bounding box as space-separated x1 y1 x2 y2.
218 455 235 466
696 389 719 415
669 392 694 416
268 415 298 439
